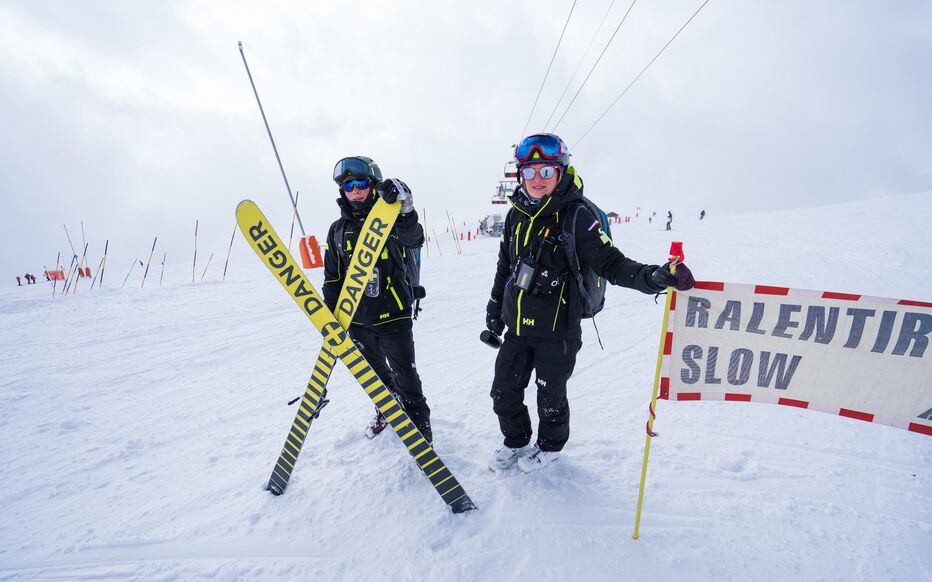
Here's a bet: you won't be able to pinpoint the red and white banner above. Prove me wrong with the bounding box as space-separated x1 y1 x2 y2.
659 282 932 436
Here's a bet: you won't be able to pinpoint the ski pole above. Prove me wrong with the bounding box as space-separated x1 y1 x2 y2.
223 224 236 281
160 252 167 287
141 236 158 288
238 41 305 236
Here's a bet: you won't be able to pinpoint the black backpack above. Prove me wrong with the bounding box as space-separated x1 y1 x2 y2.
562 197 613 319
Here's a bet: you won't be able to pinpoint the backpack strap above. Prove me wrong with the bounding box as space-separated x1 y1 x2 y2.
562 203 593 307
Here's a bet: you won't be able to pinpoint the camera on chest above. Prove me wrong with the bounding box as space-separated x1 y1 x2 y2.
511 227 565 296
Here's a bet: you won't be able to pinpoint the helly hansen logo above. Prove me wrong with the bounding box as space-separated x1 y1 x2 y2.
522 317 535 326
536 377 547 387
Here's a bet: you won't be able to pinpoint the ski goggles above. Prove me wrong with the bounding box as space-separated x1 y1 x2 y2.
520 165 558 180
514 133 565 164
333 157 371 182
342 178 371 192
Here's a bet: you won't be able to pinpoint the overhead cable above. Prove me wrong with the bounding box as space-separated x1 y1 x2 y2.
551 0 638 132
519 0 578 139
574 0 711 147
542 0 619 131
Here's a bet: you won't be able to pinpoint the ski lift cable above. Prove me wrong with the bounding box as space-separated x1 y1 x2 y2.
518 0 579 140
551 0 638 132
542 0 619 131
573 0 711 148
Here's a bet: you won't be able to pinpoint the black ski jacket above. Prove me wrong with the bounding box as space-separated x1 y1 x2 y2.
490 167 661 339
323 197 424 328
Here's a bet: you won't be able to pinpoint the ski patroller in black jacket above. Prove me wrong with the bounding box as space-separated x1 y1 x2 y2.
323 196 424 328
490 166 662 339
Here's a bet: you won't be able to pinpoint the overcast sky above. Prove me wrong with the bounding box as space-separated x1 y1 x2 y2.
1 0 930 277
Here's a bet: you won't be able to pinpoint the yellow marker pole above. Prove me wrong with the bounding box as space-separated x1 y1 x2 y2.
633 244 682 540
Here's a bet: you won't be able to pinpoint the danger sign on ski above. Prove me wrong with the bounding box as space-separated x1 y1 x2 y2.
659 281 932 436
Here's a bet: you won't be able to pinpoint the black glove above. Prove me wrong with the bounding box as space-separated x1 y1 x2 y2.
376 178 414 214
486 297 504 335
650 262 695 291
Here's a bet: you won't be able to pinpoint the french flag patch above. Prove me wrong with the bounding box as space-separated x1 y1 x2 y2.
587 219 601 231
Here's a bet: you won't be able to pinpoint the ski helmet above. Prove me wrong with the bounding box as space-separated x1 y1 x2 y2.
332 156 382 185
514 133 570 168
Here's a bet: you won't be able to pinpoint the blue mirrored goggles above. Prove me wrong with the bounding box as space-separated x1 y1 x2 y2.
333 157 371 182
342 178 371 192
520 165 559 180
515 133 564 164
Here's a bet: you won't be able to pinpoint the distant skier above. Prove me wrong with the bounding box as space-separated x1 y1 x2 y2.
700 209 706 220
16 276 21 286
484 133 696 473
666 211 673 231
323 156 433 443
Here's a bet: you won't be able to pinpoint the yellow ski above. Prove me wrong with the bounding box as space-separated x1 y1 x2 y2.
237 199 476 513
266 197 398 496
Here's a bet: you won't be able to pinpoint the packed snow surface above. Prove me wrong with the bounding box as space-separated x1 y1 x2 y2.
1 193 930 580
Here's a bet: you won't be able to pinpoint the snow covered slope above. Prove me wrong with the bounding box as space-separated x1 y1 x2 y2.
1 192 930 580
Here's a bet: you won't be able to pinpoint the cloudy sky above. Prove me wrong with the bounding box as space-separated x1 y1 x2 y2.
1 0 930 277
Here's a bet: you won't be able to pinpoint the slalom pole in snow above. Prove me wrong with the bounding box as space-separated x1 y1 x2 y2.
632 241 684 540
63 224 77 257
140 236 158 288
122 258 138 289
223 223 237 281
89 255 105 290
432 229 443 256
200 252 214 281
159 252 167 287
61 254 78 295
446 211 462 255
192 219 199 283
422 208 429 258
238 41 306 238
98 239 109 289
51 251 61 298
67 243 89 295
288 190 300 252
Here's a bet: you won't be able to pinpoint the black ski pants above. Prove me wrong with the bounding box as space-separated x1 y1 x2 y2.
490 331 583 452
348 319 431 442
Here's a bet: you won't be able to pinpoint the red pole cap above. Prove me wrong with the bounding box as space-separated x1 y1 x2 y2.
668 241 684 263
